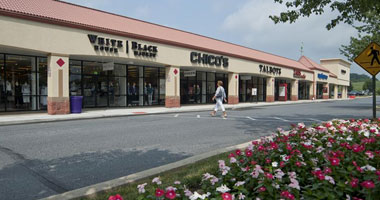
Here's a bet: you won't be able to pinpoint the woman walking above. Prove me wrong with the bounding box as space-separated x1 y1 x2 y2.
211 81 227 118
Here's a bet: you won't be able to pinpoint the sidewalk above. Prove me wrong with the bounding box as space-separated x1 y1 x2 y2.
0 98 354 126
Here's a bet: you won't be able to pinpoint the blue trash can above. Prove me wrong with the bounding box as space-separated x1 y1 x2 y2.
70 96 83 113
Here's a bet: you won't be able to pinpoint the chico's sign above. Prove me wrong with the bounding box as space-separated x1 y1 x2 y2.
190 52 229 68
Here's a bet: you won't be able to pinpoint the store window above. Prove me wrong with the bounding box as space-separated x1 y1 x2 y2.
109 64 127 107
37 58 48 110
159 69 165 105
316 83 324 99
144 67 158 106
69 60 82 96
5 55 37 111
127 66 139 106
239 76 266 102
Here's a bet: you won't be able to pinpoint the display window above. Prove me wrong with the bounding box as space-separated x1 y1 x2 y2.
0 53 47 112
239 76 266 103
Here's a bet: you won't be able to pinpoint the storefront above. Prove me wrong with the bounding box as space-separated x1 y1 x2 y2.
275 79 292 101
298 81 310 100
69 60 165 108
0 53 47 112
239 75 266 102
180 70 227 104
0 1 351 114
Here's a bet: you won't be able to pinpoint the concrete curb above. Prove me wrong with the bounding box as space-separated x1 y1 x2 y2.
0 98 355 126
41 141 254 200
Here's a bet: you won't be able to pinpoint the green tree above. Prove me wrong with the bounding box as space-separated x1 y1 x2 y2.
362 79 373 91
269 1 380 61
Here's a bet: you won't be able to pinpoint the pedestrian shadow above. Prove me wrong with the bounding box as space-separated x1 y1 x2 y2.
0 148 190 200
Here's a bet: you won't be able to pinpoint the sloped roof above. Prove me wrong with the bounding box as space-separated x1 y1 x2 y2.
0 0 313 72
298 56 330 73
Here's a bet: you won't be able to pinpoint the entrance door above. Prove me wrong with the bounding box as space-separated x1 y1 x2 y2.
83 75 108 107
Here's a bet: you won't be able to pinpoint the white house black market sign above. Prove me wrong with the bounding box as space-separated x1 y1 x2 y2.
131 41 158 58
88 34 123 53
259 64 281 75
190 52 229 68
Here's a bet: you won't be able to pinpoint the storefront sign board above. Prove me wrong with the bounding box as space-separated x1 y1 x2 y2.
184 70 196 77
103 62 114 71
252 88 257 96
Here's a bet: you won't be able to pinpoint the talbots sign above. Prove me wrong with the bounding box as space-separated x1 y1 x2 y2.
190 52 229 68
259 64 281 75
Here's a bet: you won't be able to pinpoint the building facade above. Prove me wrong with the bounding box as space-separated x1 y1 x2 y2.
0 0 350 114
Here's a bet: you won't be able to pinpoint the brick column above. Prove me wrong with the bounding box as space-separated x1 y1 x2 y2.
47 54 70 115
323 83 329 99
266 77 275 102
228 73 239 104
291 80 298 101
165 66 180 108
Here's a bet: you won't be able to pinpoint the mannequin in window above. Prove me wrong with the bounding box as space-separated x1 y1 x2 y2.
15 81 23 108
71 82 77 95
144 82 148 106
22 82 30 106
40 85 47 106
147 83 153 106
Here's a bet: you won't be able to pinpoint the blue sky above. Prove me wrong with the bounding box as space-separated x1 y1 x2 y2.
62 0 368 75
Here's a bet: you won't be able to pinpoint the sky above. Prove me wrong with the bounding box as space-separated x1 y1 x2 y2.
62 0 368 76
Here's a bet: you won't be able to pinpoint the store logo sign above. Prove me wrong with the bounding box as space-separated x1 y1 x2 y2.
88 34 123 53
131 41 158 58
293 70 306 79
259 64 281 75
190 52 229 68
318 73 328 80
56 58 65 67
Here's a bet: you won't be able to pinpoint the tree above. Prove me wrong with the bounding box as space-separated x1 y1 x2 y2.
348 81 353 92
269 1 380 61
362 79 373 92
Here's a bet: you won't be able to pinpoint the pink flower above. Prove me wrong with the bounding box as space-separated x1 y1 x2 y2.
258 145 265 151
236 149 241 155
329 157 340 166
155 188 165 197
108 194 123 200
352 144 364 153
258 186 266 192
365 151 374 159
281 191 295 200
265 158 271 164
280 161 285 168
165 190 176 199
324 167 332 174
228 153 235 158
295 161 302 167
252 141 259 145
361 180 375 189
264 172 273 179
245 149 253 157
222 193 233 200
350 178 359 188
270 142 278 150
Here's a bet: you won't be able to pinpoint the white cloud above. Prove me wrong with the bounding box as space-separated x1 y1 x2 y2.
222 0 357 62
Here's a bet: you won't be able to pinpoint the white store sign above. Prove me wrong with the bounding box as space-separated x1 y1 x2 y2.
184 70 196 77
103 62 114 71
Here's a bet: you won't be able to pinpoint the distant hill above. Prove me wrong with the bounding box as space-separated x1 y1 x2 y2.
350 73 373 82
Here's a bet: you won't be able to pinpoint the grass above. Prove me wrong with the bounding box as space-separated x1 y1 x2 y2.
351 81 380 91
77 152 229 200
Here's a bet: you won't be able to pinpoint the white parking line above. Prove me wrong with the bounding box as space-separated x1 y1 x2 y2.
197 115 200 118
273 117 289 122
246 116 256 120
308 118 322 122
174 114 179 117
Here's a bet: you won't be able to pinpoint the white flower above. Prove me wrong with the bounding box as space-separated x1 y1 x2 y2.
275 169 285 179
230 157 237 163
184 189 193 197
346 136 353 141
137 183 147 193
272 183 280 189
325 175 335 185
361 165 376 171
152 177 162 185
190 192 210 200
174 181 181 185
210 177 219 185
216 184 230 193
272 162 278 168
166 186 177 191
238 193 246 200
235 181 245 187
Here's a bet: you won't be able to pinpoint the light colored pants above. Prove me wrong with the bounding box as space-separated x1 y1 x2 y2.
214 98 225 112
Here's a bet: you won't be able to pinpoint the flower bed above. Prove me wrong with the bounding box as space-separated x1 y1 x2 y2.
120 119 380 200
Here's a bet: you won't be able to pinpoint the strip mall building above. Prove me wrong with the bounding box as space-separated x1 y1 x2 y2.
0 0 350 114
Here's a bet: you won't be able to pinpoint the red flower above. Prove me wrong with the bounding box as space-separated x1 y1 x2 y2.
240 159 245 163
258 186 266 192
245 149 253 157
353 197 364 200
265 172 273 179
281 191 295 200
252 141 259 145
312 170 325 180
295 161 302 167
350 178 359 188
221 193 233 200
235 149 241 155
108 194 123 200
155 188 165 197
270 142 278 149
280 161 285 168
376 170 380 176
165 190 176 199
286 144 292 151
228 153 235 158
361 180 375 189
352 144 364 153
328 137 335 143
324 167 332 174
265 158 271 164
329 157 340 166
251 160 257 165
258 145 265 151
